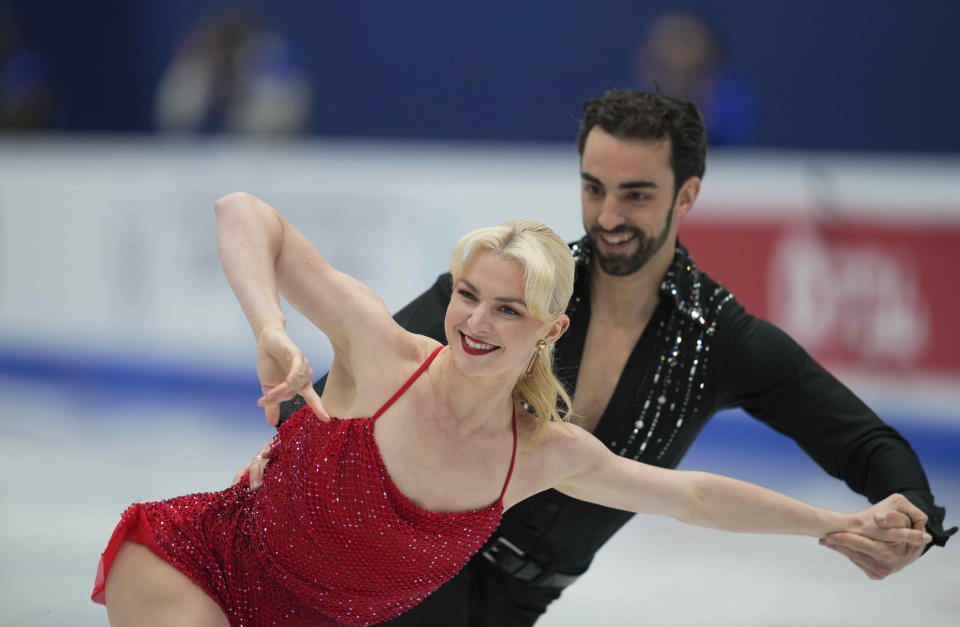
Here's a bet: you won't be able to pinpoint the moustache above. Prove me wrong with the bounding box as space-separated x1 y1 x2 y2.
590 225 643 239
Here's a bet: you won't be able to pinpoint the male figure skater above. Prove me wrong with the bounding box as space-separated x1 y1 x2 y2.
269 90 954 626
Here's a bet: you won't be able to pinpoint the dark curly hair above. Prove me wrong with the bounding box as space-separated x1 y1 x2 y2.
576 90 707 194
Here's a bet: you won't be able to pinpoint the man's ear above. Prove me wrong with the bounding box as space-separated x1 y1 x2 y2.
675 176 701 220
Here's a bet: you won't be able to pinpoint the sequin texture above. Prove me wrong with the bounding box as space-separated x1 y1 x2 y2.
570 237 734 463
92 346 514 626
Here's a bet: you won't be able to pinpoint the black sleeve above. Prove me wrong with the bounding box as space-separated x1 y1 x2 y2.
276 273 454 424
714 310 956 547
391 272 453 343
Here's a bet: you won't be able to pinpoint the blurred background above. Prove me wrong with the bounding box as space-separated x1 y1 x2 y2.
0 1 957 625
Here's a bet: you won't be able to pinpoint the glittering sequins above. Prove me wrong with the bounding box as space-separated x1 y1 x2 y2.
570 238 735 462
93 349 508 626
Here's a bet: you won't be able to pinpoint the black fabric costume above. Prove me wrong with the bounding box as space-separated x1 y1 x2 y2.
279 238 955 627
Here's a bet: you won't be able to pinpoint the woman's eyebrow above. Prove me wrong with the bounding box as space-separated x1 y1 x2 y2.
460 278 526 307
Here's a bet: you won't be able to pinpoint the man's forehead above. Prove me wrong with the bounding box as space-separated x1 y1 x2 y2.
583 126 672 158
581 130 673 186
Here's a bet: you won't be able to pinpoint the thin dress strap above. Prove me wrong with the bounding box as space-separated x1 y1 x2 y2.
371 345 445 420
498 405 519 502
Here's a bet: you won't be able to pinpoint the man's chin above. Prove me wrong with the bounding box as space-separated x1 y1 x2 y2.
595 250 647 276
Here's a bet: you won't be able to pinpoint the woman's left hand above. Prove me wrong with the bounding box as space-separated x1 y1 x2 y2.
821 493 931 579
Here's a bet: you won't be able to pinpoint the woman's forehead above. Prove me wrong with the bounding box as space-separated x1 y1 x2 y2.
461 250 525 293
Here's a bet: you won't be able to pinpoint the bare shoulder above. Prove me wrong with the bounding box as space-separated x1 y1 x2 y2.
527 419 599 453
324 331 442 418
506 416 604 506
354 329 441 377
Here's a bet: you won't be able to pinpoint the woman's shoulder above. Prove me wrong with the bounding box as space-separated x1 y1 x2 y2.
377 330 443 366
324 327 442 417
516 414 594 466
344 320 441 369
506 415 601 507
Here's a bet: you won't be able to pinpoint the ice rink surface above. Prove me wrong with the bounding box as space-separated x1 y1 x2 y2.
1 374 956 627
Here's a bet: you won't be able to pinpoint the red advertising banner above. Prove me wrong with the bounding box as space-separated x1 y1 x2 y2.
680 215 959 380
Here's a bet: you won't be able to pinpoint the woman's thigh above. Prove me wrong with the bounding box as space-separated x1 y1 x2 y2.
104 541 229 627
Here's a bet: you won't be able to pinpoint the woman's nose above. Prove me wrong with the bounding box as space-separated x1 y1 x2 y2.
467 307 491 333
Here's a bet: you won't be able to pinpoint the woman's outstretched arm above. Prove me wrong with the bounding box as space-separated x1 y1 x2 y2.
549 424 932 544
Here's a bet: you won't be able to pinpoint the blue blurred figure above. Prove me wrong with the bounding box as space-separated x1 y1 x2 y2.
633 11 755 146
0 3 55 129
154 8 311 135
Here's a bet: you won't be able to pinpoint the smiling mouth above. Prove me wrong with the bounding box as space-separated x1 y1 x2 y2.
598 231 637 248
459 331 500 356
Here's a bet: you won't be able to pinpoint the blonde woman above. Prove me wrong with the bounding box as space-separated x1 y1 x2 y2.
93 193 930 627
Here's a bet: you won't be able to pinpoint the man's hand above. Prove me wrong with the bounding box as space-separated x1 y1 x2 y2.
232 438 276 491
821 495 930 580
255 326 328 426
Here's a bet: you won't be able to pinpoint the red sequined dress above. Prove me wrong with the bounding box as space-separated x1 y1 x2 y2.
91 345 518 626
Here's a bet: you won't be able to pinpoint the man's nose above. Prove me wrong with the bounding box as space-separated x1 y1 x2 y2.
598 198 625 231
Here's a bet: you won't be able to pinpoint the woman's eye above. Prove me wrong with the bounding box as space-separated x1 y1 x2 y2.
500 306 519 316
458 289 475 300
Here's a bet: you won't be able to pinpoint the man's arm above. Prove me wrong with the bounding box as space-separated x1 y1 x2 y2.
715 310 956 575
275 273 454 425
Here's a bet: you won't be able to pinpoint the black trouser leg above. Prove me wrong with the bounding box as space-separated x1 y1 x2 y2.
379 567 470 626
379 557 565 627
466 558 564 627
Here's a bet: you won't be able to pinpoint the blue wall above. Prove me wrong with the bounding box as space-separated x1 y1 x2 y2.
7 0 960 152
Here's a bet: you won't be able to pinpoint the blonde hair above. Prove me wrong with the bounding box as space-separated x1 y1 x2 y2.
449 220 575 441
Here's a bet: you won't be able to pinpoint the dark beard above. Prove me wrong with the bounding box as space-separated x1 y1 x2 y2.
588 203 675 276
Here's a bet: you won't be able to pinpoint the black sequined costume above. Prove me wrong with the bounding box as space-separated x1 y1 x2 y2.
281 238 955 627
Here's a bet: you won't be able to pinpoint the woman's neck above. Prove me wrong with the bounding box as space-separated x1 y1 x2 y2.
431 349 516 436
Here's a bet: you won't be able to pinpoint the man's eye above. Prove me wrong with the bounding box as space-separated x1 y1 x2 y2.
629 191 647 202
584 184 602 196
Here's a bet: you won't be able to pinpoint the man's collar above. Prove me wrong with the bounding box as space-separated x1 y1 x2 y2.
569 236 709 325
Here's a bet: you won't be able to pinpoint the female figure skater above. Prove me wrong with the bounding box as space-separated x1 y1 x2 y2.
93 193 929 626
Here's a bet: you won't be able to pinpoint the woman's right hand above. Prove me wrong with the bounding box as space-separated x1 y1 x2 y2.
255 325 329 426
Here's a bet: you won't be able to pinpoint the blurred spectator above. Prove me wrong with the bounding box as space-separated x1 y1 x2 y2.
633 12 754 146
0 4 56 129
154 8 311 135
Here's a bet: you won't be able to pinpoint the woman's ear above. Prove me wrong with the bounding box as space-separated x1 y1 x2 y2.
543 314 570 346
